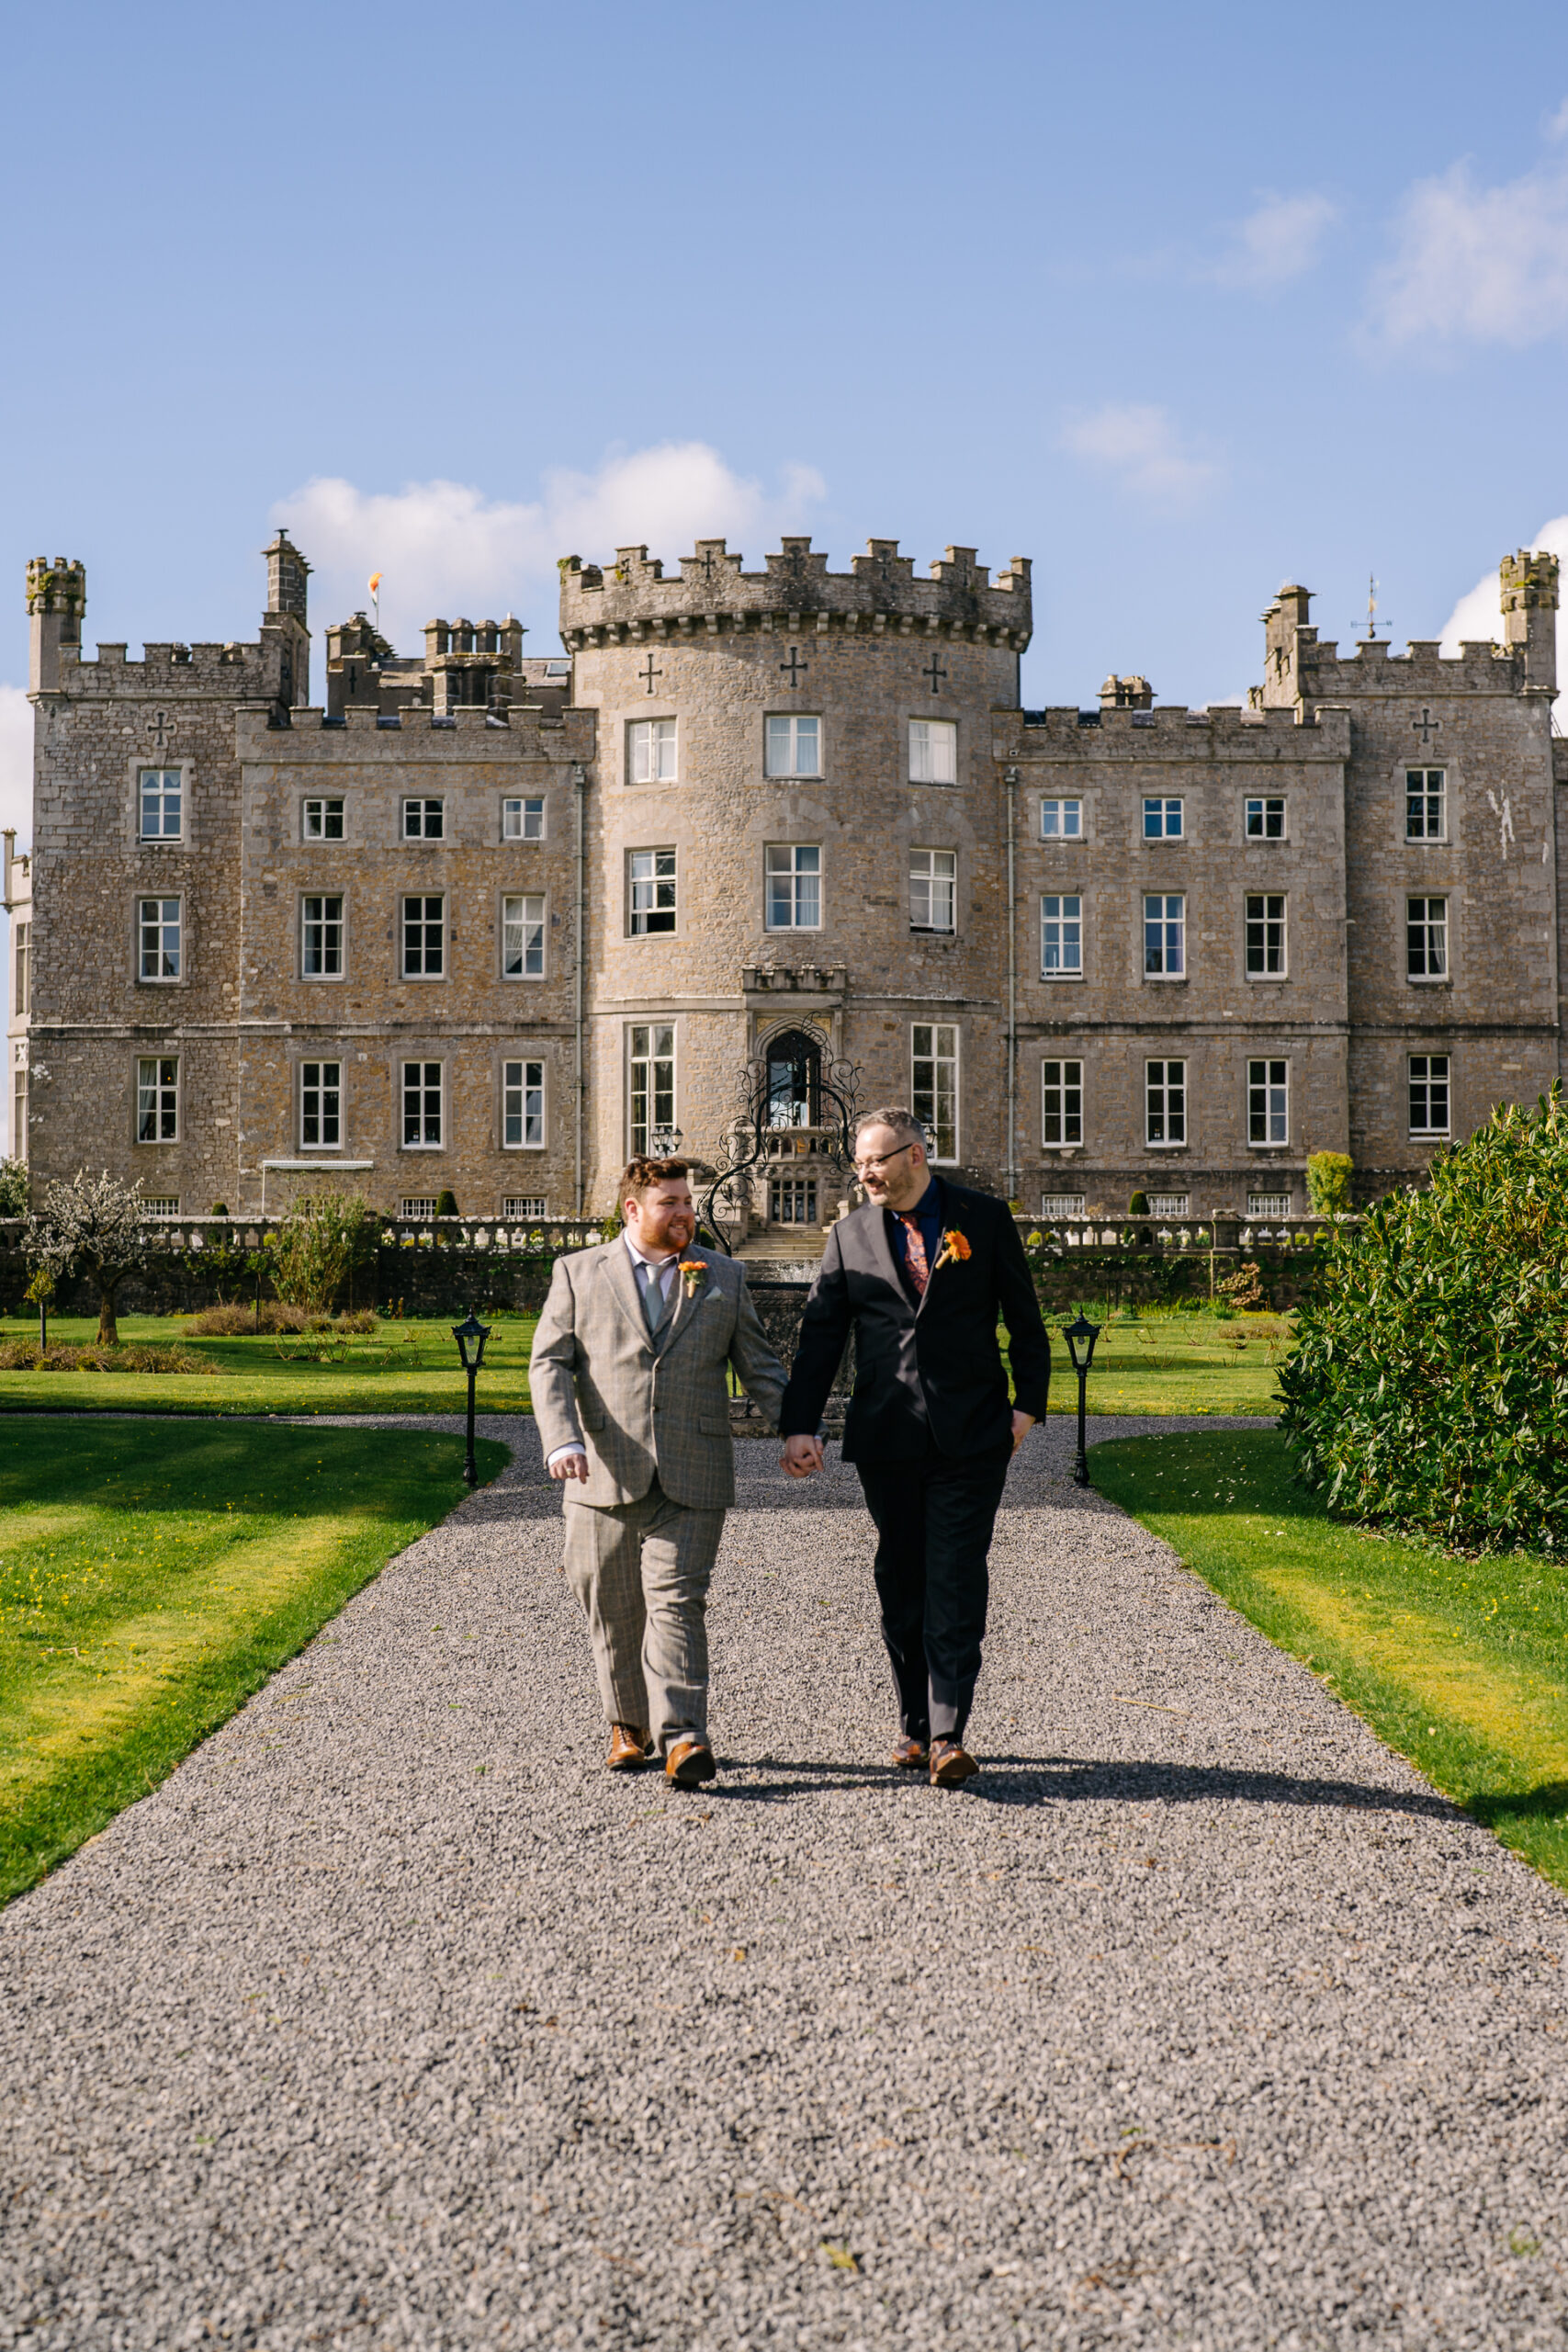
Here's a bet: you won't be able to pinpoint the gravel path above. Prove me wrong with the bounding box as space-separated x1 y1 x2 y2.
4 1413 1567 2351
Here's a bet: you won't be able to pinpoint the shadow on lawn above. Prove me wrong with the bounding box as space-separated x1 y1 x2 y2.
1468 1781 1568 1827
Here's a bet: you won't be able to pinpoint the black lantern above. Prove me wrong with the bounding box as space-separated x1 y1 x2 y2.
1061 1311 1101 1488
451 1307 492 1487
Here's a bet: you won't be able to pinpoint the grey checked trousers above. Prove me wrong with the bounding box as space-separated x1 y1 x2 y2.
562 1476 726 1755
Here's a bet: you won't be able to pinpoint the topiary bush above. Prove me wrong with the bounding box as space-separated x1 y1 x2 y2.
435 1189 459 1218
1280 1095 1568 1552
1305 1150 1354 1216
1128 1191 1149 1216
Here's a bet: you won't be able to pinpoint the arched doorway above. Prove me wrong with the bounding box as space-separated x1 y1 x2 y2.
764 1027 822 1128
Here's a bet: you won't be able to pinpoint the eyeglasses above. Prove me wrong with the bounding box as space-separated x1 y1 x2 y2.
853 1141 919 1177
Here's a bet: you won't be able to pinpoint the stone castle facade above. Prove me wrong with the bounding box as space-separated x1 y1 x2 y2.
10 528 1563 1228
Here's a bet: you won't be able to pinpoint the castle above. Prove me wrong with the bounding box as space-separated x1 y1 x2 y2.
9 527 1563 1232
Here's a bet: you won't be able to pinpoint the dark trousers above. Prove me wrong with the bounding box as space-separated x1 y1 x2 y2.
855 1438 1012 1743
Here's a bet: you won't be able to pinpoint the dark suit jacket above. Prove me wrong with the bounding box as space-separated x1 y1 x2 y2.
779 1179 1053 1463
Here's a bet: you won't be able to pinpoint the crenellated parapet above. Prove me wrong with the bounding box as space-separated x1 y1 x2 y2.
1260 554 1560 707
26 558 85 620
999 701 1348 760
558 536 1032 653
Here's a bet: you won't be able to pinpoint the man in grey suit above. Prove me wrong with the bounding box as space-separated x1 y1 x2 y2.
529 1157 787 1787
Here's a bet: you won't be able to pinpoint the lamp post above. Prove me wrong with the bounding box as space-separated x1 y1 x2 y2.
451 1306 491 1487
1062 1311 1101 1488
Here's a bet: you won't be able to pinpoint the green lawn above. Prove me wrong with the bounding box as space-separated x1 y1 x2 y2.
1092 1428 1568 1893
0 1418 506 1904
1055 1311 1284 1416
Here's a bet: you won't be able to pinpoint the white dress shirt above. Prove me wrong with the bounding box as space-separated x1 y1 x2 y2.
546 1232 681 1471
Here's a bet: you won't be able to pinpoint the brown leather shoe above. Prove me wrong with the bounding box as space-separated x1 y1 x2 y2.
665 1738 717 1788
892 1736 930 1770
930 1738 979 1788
606 1723 652 1771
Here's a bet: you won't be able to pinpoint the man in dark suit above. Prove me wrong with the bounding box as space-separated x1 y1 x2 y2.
779 1107 1053 1786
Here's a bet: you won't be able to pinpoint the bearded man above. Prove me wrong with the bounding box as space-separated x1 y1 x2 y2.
530 1159 787 1786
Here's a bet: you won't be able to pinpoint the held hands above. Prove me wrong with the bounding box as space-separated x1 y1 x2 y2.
781 1434 825 1478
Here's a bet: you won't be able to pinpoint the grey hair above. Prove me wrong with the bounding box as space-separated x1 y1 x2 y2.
854 1105 928 1149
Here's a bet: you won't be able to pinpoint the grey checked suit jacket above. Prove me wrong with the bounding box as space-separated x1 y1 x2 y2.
529 1240 787 1510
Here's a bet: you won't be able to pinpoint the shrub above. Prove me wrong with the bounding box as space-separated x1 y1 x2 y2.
209 1201 230 1216
1305 1151 1354 1216
0 1341 213 1374
184 1301 380 1339
1127 1191 1149 1216
0 1158 29 1217
1280 1094 1568 1551
435 1189 459 1218
24 1170 152 1344
268 1195 376 1315
1217 1261 1265 1310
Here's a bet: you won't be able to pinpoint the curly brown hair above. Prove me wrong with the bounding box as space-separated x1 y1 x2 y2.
618 1157 692 1214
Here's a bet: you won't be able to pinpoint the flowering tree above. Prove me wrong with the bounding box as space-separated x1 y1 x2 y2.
25 1170 153 1344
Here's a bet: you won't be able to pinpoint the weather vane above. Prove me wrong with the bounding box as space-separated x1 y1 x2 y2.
1365 572 1381 640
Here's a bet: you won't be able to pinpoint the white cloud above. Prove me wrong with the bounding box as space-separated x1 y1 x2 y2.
1059 403 1219 504
0 685 30 851
1367 157 1568 349
274 442 828 651
1438 514 1568 721
1210 191 1337 290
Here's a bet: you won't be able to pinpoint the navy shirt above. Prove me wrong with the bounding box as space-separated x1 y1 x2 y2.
886 1178 943 1303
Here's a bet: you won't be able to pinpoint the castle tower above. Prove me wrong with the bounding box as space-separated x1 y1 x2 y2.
26 557 86 695
560 537 1032 1223
261 529 311 707
1500 548 1559 695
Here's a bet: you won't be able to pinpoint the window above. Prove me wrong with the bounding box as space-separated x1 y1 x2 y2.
137 1056 178 1142
503 1058 545 1148
12 1067 25 1162
1041 894 1083 978
302 894 344 978
765 715 820 777
911 1022 958 1162
628 719 677 785
1406 768 1446 841
766 844 821 930
1246 893 1287 977
13 922 28 1018
1246 797 1286 840
1043 1058 1083 1147
1040 798 1082 840
1147 1192 1189 1216
303 797 344 840
138 897 181 981
629 848 677 934
502 893 546 977
771 1177 818 1224
142 1196 180 1217
402 797 444 840
502 796 545 841
629 1023 675 1153
139 768 182 840
1247 1057 1289 1145
503 1195 547 1218
1247 1190 1292 1217
1145 893 1185 978
908 718 956 784
1410 1054 1450 1137
1144 797 1183 839
908 848 956 933
401 1196 438 1221
402 1061 443 1148
1407 895 1448 980
1145 1058 1186 1146
401 895 445 976
300 1060 341 1149
1041 1192 1086 1216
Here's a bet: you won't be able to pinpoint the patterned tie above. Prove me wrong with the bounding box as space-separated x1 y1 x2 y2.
899 1214 930 1298
640 1259 671 1333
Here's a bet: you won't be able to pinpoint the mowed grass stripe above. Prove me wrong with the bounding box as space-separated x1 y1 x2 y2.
1091 1429 1568 1894
0 1419 506 1904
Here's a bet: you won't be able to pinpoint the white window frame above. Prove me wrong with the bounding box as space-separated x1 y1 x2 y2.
765 843 822 931
502 1057 545 1148
502 795 545 842
628 1023 676 1155
1042 1057 1083 1148
1245 797 1287 841
136 1055 178 1144
1247 1057 1289 1147
1245 893 1287 978
1405 767 1447 842
300 1059 342 1150
911 1022 959 1163
1247 1189 1292 1217
1041 1191 1086 1216
303 796 344 842
1144 893 1186 979
1407 895 1449 981
1145 1058 1186 1148
503 1194 548 1218
301 893 344 979
13 921 28 1019
502 892 546 978
401 1195 439 1221
1146 1191 1190 1216
627 718 678 786
1041 893 1083 978
401 894 446 978
138 766 183 842
1040 797 1082 841
1409 1053 1450 1138
138 896 182 983
629 848 677 936
908 718 957 785
12 1065 27 1164
402 797 445 841
764 714 821 778
401 1060 444 1149
908 847 956 934
1143 797 1184 840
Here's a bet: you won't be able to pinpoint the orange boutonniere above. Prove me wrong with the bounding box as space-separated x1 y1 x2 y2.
678 1258 708 1297
932 1228 972 1273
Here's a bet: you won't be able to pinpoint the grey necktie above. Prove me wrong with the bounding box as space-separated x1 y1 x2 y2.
639 1259 671 1334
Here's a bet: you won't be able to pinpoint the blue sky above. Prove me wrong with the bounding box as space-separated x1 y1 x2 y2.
4 0 1568 849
